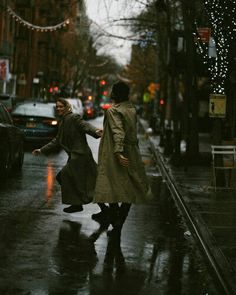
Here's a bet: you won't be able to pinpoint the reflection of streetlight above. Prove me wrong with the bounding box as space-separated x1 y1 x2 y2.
45 161 54 207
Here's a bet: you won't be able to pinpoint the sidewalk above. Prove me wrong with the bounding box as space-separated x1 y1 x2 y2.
140 119 236 295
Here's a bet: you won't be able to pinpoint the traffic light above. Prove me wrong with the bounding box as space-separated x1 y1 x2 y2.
49 86 59 93
159 98 165 105
147 82 160 98
99 79 106 86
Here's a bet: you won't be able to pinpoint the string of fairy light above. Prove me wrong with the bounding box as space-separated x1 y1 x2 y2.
195 0 236 94
7 6 70 32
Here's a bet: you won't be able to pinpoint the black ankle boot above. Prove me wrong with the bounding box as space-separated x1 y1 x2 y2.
63 205 83 213
91 207 109 223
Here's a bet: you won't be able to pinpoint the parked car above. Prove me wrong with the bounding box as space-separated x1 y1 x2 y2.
11 102 58 143
0 94 17 113
83 100 96 120
0 102 24 176
65 98 84 116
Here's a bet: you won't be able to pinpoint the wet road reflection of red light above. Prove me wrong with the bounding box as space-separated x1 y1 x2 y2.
45 161 54 206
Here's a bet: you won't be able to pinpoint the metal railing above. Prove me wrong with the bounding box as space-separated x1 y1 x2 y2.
148 136 234 295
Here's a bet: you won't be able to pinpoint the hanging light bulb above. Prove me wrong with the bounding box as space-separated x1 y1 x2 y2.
7 6 71 33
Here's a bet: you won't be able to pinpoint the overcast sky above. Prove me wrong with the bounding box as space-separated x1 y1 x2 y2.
85 0 147 65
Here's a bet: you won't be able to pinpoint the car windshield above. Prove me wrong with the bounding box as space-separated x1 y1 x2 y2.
12 103 55 118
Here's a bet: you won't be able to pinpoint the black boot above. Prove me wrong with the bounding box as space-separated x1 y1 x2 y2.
91 204 109 223
63 205 83 213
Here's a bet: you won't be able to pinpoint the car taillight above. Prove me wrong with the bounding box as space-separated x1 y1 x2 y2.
43 119 58 126
13 117 21 123
101 103 111 110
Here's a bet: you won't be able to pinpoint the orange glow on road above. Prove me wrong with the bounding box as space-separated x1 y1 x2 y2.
45 161 54 206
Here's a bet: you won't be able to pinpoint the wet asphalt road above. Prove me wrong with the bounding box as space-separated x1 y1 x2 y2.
0 116 220 295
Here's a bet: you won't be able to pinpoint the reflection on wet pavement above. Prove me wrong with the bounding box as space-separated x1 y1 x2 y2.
48 220 98 294
44 194 219 295
45 161 55 206
0 125 220 294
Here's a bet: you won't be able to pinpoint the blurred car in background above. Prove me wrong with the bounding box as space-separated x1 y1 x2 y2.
11 101 58 143
83 100 96 120
0 102 24 177
65 98 84 117
100 98 113 111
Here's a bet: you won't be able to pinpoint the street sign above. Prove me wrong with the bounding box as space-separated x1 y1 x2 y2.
197 27 211 43
209 94 226 118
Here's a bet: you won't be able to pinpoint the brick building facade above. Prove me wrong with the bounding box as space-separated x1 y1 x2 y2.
0 0 87 100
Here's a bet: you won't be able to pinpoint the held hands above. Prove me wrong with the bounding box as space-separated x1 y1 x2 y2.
116 153 129 167
96 129 103 137
32 149 41 156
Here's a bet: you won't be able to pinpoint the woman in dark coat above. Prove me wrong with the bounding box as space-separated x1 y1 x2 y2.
32 98 102 213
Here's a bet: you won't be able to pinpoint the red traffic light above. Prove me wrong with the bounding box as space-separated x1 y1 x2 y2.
159 98 165 105
49 86 59 93
100 79 106 86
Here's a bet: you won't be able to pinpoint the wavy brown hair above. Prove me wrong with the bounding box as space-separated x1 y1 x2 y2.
56 98 72 115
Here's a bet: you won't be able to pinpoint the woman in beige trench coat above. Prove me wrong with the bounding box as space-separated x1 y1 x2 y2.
93 82 151 230
32 98 102 213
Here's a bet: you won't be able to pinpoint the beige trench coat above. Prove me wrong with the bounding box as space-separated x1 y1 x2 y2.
94 101 151 204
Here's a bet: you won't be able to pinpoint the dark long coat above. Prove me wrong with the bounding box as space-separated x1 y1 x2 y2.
40 112 99 205
94 101 151 204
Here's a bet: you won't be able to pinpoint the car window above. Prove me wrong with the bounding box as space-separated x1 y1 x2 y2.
12 103 56 118
0 104 12 124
